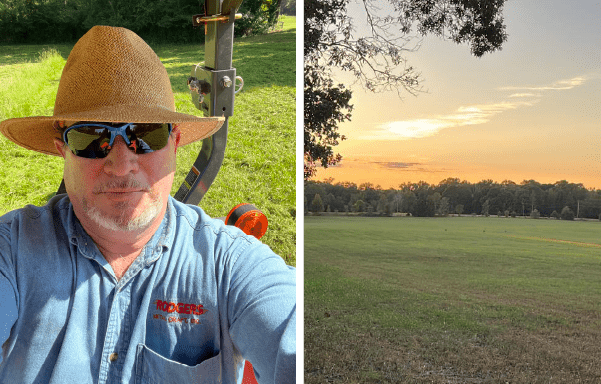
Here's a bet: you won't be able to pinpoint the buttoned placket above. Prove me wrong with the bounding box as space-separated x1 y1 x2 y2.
97 246 157 384
97 281 128 383
67 202 172 384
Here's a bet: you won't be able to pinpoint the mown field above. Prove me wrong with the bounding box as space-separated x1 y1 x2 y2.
0 16 296 265
305 215 601 383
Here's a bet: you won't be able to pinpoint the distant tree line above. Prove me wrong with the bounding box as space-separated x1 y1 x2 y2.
0 0 282 44
305 178 601 220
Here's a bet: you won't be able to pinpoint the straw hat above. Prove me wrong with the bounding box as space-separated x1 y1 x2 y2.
0 25 224 156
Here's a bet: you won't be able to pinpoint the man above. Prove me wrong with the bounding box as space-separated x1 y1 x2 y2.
0 26 295 383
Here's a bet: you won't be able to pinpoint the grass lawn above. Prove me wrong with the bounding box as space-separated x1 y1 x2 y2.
305 215 601 383
0 16 295 265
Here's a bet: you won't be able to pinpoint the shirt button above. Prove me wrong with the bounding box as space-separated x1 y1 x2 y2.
109 353 118 362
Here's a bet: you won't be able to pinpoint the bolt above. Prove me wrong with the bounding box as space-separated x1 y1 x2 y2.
221 76 232 88
187 77 199 92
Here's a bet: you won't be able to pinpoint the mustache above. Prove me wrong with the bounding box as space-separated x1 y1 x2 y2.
93 177 150 193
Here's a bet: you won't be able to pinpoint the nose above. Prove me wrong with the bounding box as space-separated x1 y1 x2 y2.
102 135 139 176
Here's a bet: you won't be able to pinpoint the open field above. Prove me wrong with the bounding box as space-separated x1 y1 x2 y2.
0 16 295 265
305 216 601 383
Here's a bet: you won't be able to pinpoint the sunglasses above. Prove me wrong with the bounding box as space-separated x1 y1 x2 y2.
59 121 173 159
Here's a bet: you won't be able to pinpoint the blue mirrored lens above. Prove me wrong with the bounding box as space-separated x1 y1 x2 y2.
63 123 172 158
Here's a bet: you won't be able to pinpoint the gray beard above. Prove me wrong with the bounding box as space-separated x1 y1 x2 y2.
82 195 163 232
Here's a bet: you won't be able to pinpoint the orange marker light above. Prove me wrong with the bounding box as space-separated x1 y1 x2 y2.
225 203 268 239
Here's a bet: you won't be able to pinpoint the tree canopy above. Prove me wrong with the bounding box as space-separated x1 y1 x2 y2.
304 0 508 179
0 0 281 44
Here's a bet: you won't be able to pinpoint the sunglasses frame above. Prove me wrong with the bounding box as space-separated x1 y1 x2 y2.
62 122 173 158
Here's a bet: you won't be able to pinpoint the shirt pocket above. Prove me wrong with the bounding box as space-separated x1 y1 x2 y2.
135 344 222 384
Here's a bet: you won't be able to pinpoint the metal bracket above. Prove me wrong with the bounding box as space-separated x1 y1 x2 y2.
174 0 241 205
188 66 237 117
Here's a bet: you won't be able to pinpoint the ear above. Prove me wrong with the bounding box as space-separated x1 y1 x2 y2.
53 138 67 158
171 125 182 152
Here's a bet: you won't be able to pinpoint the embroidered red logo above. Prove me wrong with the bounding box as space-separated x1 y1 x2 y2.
154 299 208 316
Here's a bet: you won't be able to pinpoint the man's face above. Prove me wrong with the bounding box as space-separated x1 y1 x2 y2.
54 126 180 233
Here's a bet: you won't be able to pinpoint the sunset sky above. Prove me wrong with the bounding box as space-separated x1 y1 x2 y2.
311 0 601 189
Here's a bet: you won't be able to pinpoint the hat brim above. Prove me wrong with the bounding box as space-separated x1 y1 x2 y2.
0 105 225 156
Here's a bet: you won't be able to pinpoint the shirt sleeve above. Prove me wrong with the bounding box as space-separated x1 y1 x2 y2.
0 223 19 360
226 239 296 384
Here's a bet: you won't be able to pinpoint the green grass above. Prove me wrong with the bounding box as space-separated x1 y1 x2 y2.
0 17 295 266
305 216 601 383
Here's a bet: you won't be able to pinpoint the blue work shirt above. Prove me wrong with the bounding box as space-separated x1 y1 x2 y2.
0 195 296 383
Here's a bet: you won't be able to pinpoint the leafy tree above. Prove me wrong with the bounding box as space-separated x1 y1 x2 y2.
304 0 353 179
560 206 575 221
324 193 337 211
438 178 471 211
353 199 365 212
236 0 282 37
391 193 403 213
331 195 346 212
482 199 490 217
455 204 464 216
304 181 327 208
311 193 325 213
530 209 540 219
280 0 296 16
438 197 450 217
0 0 281 44
384 202 393 216
376 194 388 215
409 182 435 217
401 189 417 214
359 183 382 209
304 0 508 179
430 192 442 213
303 71 352 179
